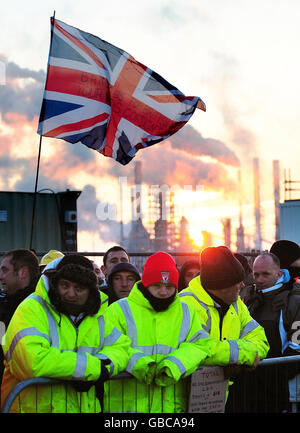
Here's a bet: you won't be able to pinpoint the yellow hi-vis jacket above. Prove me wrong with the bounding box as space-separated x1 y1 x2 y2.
179 276 269 366
1 273 131 413
103 282 213 413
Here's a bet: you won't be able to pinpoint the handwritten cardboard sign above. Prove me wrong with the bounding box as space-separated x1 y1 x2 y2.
188 366 227 413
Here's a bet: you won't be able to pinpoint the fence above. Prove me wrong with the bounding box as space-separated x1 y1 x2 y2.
1 371 130 414
225 355 300 413
2 355 300 413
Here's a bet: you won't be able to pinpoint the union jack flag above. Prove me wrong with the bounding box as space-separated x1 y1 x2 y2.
37 18 206 165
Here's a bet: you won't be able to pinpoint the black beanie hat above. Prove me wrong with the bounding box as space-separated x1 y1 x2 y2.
108 262 140 288
53 264 98 292
57 254 94 271
270 240 300 269
234 253 252 276
200 246 245 291
54 254 97 292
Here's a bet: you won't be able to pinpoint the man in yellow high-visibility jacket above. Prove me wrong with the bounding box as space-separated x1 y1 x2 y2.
179 246 269 388
103 251 214 413
1 254 131 413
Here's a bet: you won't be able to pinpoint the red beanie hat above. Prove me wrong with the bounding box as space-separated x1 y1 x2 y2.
142 252 179 289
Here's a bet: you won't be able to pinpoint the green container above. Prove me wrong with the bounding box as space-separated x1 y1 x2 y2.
0 190 81 254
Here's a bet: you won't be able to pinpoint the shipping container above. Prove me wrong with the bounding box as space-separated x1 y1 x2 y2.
0 190 81 254
279 200 300 245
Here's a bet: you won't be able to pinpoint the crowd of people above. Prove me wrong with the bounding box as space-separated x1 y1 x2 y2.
0 239 299 413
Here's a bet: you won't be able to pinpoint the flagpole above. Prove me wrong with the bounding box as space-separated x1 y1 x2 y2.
29 10 56 250
29 135 43 250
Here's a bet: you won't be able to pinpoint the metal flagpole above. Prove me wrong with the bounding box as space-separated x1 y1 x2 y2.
29 135 42 250
29 11 56 250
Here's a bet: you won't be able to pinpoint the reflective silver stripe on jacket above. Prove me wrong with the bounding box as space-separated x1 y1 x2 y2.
178 303 191 344
127 352 147 373
135 344 173 356
239 319 260 339
29 294 60 348
42 274 51 293
98 315 105 348
104 327 123 346
97 315 122 347
189 328 210 342
232 302 238 315
5 327 50 363
73 352 88 379
164 355 186 377
77 346 95 354
98 315 118 375
179 292 211 333
228 340 239 363
118 298 138 345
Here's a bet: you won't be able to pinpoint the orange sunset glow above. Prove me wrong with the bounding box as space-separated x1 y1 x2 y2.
0 105 276 255
2 1 299 258
189 229 204 249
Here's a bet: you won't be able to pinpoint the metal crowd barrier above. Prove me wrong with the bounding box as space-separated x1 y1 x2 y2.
1 377 61 413
3 356 300 413
226 355 300 413
1 371 131 414
1 372 189 414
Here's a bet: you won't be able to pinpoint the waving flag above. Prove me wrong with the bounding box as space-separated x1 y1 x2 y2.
38 18 206 165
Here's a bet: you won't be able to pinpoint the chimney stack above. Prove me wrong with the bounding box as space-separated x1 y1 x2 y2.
236 169 245 252
253 158 262 250
134 161 142 220
222 218 231 249
273 160 280 241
